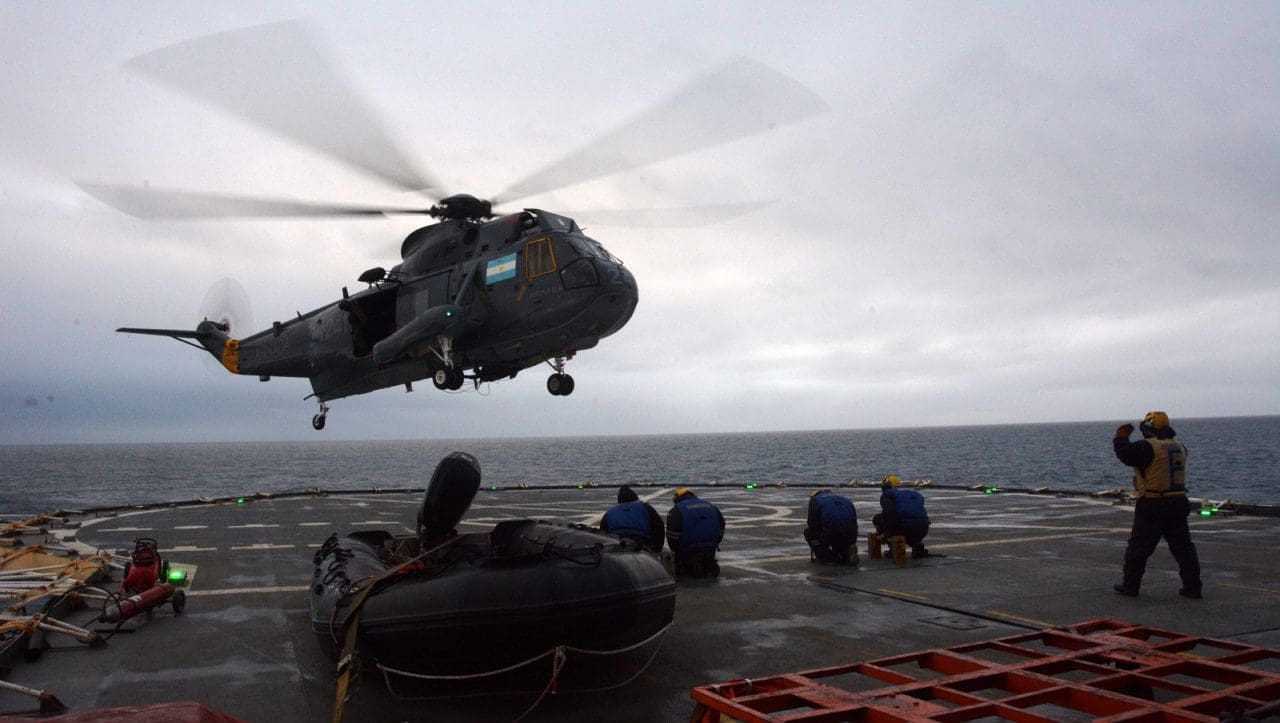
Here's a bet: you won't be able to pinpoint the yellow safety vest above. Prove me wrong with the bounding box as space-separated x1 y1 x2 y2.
1133 438 1188 498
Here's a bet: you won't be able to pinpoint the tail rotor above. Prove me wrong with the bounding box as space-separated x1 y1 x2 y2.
198 278 254 336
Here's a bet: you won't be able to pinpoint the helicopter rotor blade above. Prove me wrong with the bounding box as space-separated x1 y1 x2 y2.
77 182 432 220
491 57 828 206
126 20 443 197
555 201 775 228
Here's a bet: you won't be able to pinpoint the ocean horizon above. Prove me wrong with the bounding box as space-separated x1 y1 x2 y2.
2 415 1276 514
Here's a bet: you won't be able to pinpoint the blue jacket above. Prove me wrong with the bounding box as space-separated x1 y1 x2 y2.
666 497 724 552
883 488 928 521
808 492 858 539
603 501 650 540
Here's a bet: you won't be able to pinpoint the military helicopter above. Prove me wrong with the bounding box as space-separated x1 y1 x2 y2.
88 21 827 429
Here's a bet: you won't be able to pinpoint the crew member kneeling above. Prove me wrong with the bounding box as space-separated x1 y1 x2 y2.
666 488 725 578
873 475 930 558
804 490 859 565
600 484 665 553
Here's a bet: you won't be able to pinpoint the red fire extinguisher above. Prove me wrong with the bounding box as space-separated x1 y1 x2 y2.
121 537 165 595
100 582 186 623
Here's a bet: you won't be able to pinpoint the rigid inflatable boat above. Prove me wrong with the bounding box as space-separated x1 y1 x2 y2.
309 453 675 678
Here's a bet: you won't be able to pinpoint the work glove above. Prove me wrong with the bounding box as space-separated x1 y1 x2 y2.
1114 423 1134 439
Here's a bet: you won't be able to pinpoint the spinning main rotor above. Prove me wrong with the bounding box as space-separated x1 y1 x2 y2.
79 20 829 227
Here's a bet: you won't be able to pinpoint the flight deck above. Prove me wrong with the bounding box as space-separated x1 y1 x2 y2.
3 485 1278 721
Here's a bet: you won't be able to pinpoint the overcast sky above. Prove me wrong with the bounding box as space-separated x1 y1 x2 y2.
2 2 1276 444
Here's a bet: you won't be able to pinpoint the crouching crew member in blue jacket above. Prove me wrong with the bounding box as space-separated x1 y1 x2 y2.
872 475 931 558
804 490 860 565
666 488 725 578
600 484 665 553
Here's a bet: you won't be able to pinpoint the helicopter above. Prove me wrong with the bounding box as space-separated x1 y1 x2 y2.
89 21 827 430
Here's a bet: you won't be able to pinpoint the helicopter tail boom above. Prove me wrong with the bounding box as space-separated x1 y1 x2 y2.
117 321 241 374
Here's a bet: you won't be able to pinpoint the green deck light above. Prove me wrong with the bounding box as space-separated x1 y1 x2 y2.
1200 508 1215 516
985 487 999 494
236 497 246 504
167 568 187 583
744 483 758 490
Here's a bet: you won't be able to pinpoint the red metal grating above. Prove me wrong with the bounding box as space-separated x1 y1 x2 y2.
690 619 1280 722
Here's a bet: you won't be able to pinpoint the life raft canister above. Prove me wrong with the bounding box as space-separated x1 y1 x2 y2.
603 501 650 541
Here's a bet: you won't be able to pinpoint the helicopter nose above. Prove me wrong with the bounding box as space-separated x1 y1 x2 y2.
610 262 637 295
596 262 638 336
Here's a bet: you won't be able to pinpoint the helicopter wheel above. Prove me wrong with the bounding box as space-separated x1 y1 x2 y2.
434 367 464 391
547 373 575 396
312 414 326 430
447 368 465 391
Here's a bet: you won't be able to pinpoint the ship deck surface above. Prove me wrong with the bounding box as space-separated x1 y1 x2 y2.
3 485 1278 721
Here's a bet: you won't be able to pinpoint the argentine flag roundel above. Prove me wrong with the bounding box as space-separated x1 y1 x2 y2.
486 252 518 284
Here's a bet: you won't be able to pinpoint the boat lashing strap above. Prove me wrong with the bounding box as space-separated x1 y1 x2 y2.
330 534 466 723
375 619 674 721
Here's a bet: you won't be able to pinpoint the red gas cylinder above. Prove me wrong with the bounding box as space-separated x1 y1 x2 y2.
100 582 179 623
122 538 162 594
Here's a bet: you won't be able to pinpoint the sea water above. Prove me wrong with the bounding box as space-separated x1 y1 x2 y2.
1 416 1276 515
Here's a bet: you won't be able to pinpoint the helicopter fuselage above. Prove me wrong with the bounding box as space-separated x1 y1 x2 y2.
203 209 637 403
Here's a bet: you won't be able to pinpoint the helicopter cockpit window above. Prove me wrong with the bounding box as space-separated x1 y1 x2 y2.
560 258 598 289
525 236 557 279
575 236 620 264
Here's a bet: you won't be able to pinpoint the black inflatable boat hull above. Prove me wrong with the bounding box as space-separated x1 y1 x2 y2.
310 521 676 675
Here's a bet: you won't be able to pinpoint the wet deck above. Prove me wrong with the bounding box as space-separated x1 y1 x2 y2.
3 485 1278 720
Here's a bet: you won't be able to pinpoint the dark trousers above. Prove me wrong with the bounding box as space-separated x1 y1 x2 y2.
871 515 929 546
673 548 719 578
804 527 854 563
1123 496 1201 592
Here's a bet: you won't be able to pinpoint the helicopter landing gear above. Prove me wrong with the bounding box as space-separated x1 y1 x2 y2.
545 356 575 396
312 402 329 431
430 337 465 391
432 366 464 391
547 373 575 396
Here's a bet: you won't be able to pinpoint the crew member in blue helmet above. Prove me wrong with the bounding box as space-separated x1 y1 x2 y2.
600 484 665 553
666 488 725 578
872 475 931 558
1112 411 1202 599
804 490 859 565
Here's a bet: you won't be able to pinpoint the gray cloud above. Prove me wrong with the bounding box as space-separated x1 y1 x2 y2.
1 2 1276 443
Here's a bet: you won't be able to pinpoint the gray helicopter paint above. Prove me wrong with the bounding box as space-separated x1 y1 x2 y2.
142 211 637 405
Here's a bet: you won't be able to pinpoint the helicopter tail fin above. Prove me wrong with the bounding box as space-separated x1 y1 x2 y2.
117 320 242 374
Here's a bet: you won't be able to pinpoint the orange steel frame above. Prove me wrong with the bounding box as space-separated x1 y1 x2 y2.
689 618 1280 722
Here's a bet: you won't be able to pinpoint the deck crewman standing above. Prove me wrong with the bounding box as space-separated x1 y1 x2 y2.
1112 411 1203 599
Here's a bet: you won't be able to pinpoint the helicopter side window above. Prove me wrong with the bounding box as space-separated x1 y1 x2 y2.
525 236 557 279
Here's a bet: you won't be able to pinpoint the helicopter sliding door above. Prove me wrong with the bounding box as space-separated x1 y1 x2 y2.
346 287 398 358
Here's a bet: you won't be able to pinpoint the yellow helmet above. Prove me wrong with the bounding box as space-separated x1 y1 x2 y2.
881 475 901 489
1141 411 1170 434
673 487 693 501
